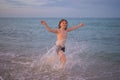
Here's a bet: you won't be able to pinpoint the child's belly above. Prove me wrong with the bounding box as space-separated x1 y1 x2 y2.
56 39 66 47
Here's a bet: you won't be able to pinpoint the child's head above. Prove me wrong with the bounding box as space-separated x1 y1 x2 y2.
58 19 68 30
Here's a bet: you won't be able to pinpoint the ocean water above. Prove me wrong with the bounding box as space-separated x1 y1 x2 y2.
0 18 120 80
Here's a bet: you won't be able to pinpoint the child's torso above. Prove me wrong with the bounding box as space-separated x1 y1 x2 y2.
56 29 67 41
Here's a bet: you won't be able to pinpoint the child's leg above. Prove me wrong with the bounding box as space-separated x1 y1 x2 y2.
58 51 66 66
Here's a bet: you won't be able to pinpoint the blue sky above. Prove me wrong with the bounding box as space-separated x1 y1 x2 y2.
0 0 120 18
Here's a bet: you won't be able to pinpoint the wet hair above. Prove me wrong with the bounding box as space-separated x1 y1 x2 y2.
58 19 68 30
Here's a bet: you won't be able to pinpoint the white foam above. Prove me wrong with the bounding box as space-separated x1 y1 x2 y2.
26 40 92 80
30 40 89 72
11 60 31 65
31 45 61 70
0 76 4 80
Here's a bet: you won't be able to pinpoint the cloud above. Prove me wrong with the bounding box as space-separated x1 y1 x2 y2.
0 0 120 17
4 0 63 7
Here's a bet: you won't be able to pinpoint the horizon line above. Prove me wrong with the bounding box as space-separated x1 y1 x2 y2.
0 16 120 19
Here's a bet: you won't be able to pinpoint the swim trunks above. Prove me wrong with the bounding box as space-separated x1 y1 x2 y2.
55 40 66 53
61 46 65 52
56 45 65 53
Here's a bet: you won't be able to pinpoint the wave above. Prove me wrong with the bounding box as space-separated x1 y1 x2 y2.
0 40 120 80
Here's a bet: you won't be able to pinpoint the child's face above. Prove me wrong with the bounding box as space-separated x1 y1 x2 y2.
60 21 68 29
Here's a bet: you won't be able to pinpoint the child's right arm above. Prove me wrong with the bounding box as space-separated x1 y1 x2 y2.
67 23 85 32
41 20 58 33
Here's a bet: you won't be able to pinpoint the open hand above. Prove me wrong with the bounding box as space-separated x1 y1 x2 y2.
79 23 85 27
41 20 47 25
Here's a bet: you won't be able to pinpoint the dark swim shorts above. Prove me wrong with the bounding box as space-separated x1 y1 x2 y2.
61 46 65 52
56 46 65 53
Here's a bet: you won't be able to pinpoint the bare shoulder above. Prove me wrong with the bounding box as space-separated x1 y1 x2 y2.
54 28 60 33
66 28 70 32
55 29 62 34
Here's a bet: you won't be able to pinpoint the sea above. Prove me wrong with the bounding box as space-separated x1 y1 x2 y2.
0 18 120 80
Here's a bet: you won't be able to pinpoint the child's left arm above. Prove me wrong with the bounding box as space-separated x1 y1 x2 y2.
67 23 85 32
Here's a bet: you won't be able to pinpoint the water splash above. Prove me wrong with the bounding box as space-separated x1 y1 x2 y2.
29 40 89 80
1 40 119 80
30 40 89 72
31 45 61 71
0 76 4 80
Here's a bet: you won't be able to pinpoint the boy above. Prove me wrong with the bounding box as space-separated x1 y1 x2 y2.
41 19 85 68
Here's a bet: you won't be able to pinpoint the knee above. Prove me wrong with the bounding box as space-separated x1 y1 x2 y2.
58 51 64 56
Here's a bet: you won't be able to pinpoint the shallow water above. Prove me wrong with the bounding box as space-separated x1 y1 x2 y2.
0 18 120 80
0 41 120 80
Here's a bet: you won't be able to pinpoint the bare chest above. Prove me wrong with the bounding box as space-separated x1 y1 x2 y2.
57 30 67 39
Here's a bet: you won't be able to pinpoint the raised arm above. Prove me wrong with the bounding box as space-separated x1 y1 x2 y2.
67 23 85 32
41 20 58 33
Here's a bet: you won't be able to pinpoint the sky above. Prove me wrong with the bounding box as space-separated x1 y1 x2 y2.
0 0 120 18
